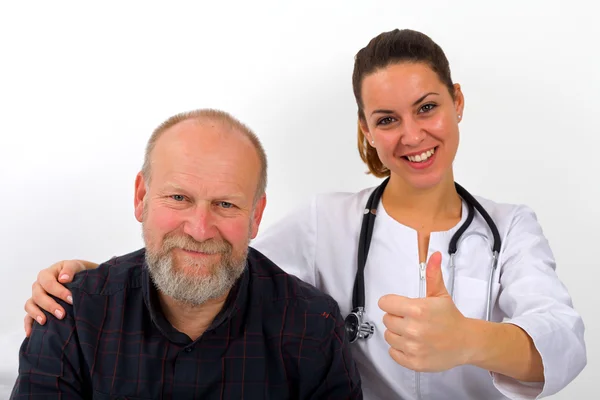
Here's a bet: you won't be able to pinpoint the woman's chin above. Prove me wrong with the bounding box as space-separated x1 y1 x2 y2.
395 172 451 192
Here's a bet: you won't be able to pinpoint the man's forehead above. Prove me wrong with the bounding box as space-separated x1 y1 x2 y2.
148 120 259 192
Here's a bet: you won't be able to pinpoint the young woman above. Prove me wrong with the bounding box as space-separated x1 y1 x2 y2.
23 29 586 399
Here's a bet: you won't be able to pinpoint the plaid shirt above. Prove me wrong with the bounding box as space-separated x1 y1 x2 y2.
11 247 362 399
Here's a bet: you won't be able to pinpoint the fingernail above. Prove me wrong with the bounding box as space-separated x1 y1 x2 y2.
36 316 43 324
55 310 63 319
60 274 69 281
67 296 73 304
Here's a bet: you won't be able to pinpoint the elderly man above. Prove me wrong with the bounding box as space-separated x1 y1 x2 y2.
11 109 362 399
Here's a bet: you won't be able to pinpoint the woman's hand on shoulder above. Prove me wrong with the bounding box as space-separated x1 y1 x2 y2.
24 259 97 337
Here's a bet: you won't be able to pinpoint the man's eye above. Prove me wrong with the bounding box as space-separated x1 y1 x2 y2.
218 201 233 209
171 195 185 201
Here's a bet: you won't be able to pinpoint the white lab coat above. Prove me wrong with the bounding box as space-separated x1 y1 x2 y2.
250 185 586 400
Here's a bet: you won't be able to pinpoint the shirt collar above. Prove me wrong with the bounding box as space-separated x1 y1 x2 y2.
141 250 250 345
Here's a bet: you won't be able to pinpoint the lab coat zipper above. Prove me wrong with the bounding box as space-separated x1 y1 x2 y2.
416 262 426 400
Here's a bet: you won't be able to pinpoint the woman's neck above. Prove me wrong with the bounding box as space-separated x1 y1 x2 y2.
381 172 462 232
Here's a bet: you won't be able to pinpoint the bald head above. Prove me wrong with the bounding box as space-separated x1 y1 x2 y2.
142 109 267 202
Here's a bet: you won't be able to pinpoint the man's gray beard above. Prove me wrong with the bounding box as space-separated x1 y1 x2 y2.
144 230 248 306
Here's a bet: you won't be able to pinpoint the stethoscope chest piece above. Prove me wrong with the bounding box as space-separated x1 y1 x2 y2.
344 307 375 343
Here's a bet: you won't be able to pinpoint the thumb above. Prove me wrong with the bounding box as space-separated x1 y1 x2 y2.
58 260 86 283
425 252 448 297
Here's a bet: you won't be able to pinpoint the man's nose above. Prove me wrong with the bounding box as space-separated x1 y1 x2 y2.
182 204 218 242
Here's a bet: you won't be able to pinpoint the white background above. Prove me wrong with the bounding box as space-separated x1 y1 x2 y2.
0 1 597 398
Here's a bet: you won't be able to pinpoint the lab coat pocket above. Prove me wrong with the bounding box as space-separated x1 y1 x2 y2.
452 276 499 320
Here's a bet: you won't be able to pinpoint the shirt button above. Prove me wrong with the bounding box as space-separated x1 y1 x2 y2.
185 347 193 353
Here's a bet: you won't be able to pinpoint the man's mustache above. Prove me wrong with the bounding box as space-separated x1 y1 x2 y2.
161 234 232 255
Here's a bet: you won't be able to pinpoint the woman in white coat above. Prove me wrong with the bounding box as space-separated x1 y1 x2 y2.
23 29 586 399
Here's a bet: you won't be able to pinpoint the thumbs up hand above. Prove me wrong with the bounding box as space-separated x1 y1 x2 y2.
378 252 471 372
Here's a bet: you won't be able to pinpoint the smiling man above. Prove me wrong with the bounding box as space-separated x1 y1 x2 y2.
11 109 362 399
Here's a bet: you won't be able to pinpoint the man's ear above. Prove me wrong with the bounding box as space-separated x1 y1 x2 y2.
134 172 147 222
250 194 267 239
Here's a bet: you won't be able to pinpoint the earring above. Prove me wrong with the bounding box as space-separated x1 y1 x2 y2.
458 115 462 119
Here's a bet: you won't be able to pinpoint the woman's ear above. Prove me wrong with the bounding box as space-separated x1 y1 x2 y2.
453 83 465 121
359 119 374 145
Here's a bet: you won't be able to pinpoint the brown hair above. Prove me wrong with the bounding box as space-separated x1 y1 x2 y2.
352 29 455 177
142 109 268 202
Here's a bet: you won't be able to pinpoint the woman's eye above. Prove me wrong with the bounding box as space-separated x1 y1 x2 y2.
171 195 185 202
419 103 436 113
377 117 395 126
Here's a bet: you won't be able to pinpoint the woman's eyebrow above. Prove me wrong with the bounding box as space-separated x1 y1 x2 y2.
370 92 441 116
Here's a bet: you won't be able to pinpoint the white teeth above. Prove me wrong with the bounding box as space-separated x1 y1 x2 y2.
406 148 435 162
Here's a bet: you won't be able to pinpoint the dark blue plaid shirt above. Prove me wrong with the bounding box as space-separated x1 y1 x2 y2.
11 247 362 399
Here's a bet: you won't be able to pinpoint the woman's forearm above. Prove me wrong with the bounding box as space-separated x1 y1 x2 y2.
463 318 544 382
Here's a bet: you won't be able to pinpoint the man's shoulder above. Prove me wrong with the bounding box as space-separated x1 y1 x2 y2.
67 248 146 296
246 247 340 314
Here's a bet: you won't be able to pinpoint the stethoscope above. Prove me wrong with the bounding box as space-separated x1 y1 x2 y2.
344 177 502 343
